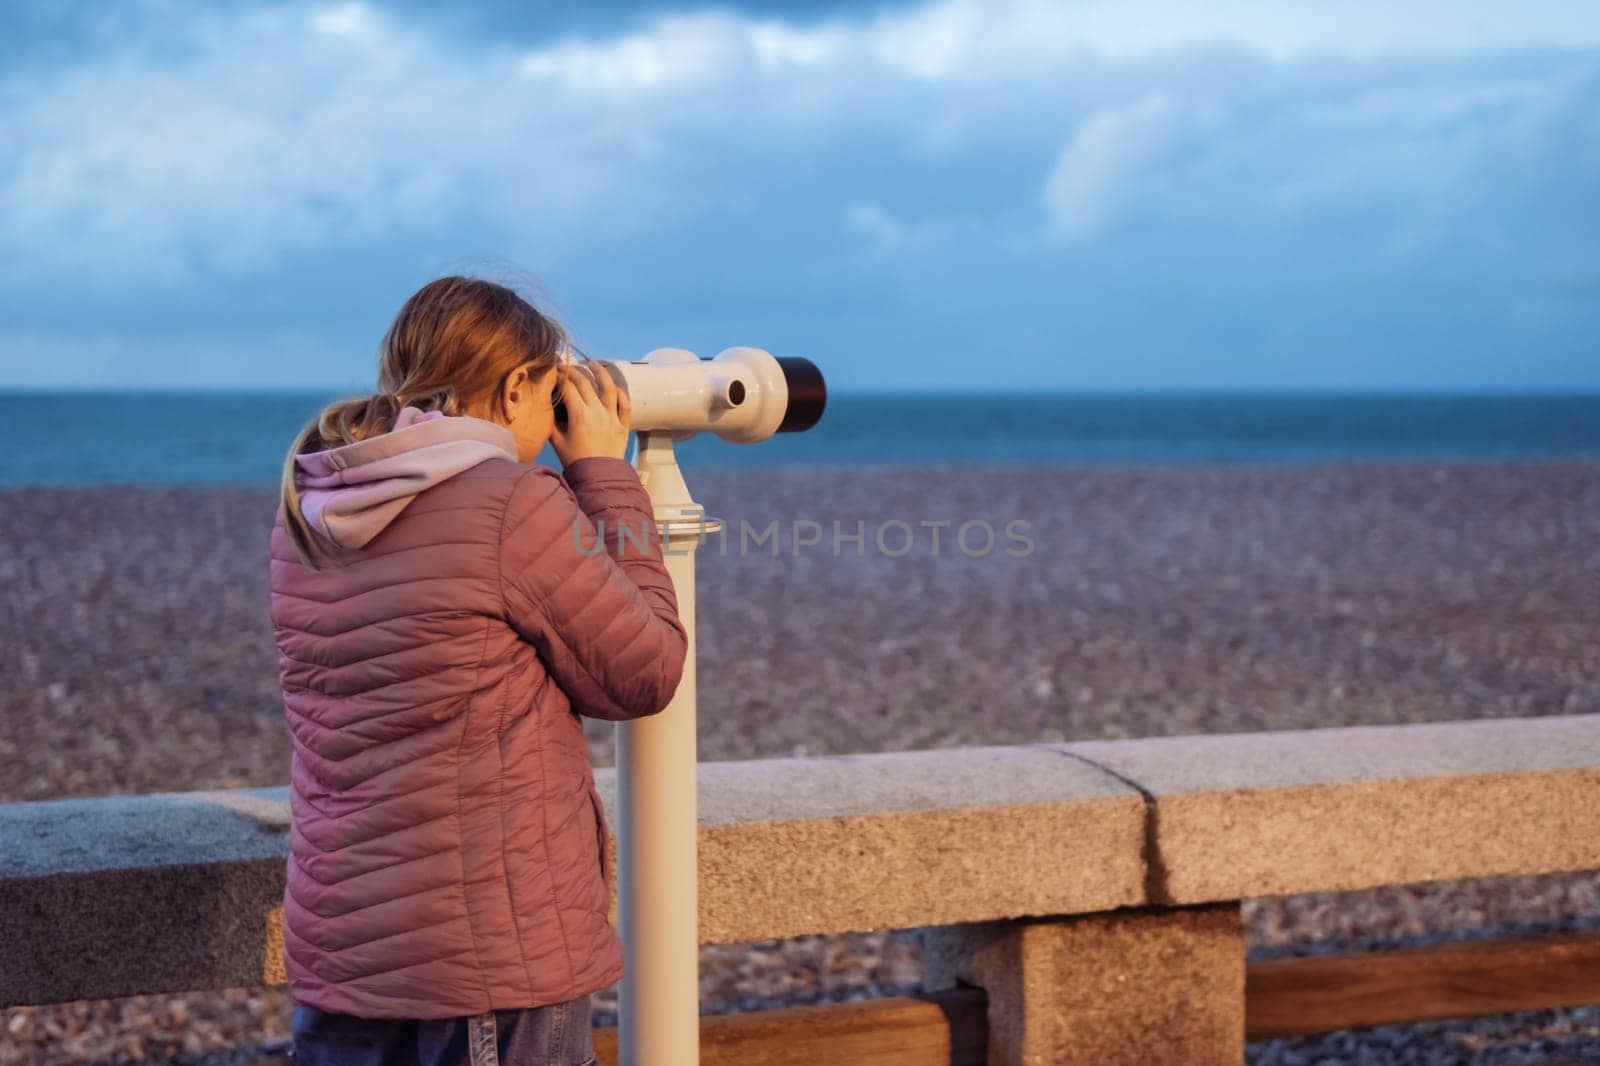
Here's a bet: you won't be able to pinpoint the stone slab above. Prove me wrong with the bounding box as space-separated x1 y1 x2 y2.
0 787 291 878
0 788 291 1006
635 745 1148 943
1057 714 1600 903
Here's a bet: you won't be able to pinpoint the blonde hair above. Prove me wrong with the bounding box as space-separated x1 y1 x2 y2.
280 275 581 568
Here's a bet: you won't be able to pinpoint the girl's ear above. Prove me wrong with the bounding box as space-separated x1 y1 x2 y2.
499 365 530 419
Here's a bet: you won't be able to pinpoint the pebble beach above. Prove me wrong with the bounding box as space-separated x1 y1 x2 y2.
2 460 1598 1064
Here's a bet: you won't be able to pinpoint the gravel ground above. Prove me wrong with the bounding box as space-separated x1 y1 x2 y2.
2 460 1597 1063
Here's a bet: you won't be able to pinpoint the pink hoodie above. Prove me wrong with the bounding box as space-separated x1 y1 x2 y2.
294 406 518 549
269 408 687 1018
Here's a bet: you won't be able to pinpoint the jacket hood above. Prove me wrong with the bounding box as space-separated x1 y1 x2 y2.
295 406 519 549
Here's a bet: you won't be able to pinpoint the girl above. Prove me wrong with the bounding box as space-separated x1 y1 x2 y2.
270 276 688 1066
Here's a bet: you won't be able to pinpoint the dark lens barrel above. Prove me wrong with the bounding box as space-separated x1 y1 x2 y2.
776 357 826 433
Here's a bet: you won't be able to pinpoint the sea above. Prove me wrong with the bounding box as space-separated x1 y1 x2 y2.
2 390 1598 487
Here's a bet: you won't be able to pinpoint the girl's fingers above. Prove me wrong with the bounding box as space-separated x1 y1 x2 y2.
587 360 611 397
598 364 623 416
559 365 597 408
575 363 602 403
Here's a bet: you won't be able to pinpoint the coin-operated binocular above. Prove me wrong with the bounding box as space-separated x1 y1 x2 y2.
556 346 826 442
566 346 825 1066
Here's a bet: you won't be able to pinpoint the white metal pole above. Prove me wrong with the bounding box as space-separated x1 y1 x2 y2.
616 429 717 1066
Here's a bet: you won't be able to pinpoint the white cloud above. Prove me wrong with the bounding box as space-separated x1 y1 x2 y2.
1039 56 1600 264
521 12 744 93
864 0 1600 72
844 201 992 259
1 0 1597 287
0 4 706 283
845 203 908 249
509 0 1600 91
1043 94 1213 241
309 2 375 39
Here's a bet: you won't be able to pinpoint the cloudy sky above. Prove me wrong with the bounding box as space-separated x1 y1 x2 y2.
1 0 1597 390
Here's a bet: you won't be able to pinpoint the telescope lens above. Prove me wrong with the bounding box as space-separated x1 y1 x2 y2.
776 356 826 433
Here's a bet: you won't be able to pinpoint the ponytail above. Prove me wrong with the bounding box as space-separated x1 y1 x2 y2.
280 393 394 568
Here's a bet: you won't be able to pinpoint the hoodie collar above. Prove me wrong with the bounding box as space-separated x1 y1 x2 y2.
296 406 519 550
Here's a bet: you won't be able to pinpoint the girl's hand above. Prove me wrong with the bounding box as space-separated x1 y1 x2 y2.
550 361 631 466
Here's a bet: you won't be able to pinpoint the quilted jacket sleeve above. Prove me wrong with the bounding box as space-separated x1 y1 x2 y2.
499 456 689 721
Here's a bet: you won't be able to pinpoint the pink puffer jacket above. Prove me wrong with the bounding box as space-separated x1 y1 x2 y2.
268 407 687 1019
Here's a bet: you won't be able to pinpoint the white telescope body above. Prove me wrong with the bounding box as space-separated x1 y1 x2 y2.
558 346 826 442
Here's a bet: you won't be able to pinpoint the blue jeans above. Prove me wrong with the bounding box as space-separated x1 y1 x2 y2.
291 992 597 1066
